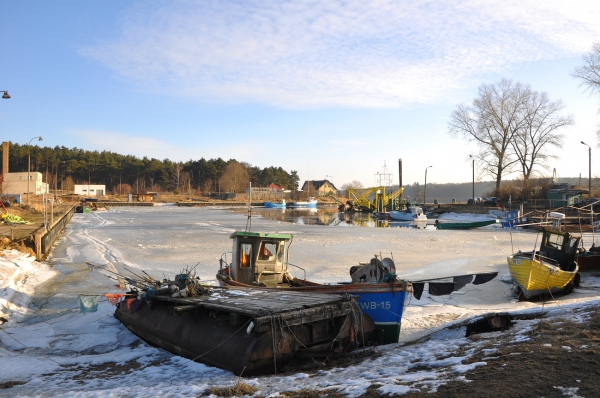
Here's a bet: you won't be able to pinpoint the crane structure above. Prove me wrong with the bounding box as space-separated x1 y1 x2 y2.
346 186 404 212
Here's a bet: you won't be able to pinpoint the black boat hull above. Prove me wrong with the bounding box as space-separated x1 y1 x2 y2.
115 297 375 376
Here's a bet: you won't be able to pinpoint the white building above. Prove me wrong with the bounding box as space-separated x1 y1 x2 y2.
74 184 106 197
1 172 49 195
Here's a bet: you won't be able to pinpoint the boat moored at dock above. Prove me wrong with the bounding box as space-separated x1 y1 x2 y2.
216 230 497 344
263 199 286 209
288 197 317 208
388 206 427 221
114 280 375 376
507 216 580 300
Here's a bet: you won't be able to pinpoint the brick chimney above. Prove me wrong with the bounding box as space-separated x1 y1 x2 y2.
2 141 8 174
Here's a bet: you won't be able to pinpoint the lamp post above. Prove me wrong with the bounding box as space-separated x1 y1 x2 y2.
1 91 10 99
424 166 432 206
582 141 592 198
27 136 43 206
55 161 66 194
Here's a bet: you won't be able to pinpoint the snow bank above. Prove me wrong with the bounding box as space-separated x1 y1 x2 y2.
0 250 57 324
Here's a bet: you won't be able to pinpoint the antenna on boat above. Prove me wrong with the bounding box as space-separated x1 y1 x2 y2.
245 182 252 232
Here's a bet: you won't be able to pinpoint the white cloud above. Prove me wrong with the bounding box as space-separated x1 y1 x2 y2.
81 0 600 108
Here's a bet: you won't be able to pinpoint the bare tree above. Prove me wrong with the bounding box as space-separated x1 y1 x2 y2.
571 42 600 138
172 162 184 190
219 161 250 193
449 79 533 195
511 91 574 195
340 180 363 197
572 42 600 108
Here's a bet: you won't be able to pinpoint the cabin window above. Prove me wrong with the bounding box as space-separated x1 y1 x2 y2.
545 233 564 250
258 241 278 262
239 243 252 268
567 238 578 254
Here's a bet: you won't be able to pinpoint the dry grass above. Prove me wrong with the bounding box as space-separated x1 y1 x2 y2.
205 382 258 397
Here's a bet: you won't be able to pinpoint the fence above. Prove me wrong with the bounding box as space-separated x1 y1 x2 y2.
35 205 76 260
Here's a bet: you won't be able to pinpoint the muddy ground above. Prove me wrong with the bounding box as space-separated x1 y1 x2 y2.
265 310 600 398
0 201 74 256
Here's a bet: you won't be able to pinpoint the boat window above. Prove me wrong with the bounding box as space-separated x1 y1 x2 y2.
277 242 284 262
567 238 579 254
258 241 278 262
545 233 564 250
239 243 252 268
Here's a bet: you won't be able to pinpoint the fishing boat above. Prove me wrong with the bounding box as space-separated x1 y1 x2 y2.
264 199 286 209
575 247 600 271
388 206 427 221
507 213 580 300
111 269 375 376
216 231 497 343
288 197 317 208
435 219 497 230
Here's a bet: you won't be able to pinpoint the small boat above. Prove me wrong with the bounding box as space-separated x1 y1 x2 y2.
507 213 580 300
113 271 375 376
372 212 391 220
435 219 497 230
288 197 317 208
388 206 427 221
264 200 286 209
575 248 600 272
75 205 92 213
216 231 497 343
489 209 506 218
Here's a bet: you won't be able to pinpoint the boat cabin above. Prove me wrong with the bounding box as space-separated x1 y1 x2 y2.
538 229 581 271
228 231 292 286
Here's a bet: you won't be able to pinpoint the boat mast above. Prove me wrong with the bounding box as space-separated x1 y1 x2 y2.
245 182 252 232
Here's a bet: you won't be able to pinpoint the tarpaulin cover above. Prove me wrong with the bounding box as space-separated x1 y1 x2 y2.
412 283 425 300
473 272 498 285
453 275 474 291
429 282 455 296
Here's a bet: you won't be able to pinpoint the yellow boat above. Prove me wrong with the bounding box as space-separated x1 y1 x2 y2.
507 227 580 300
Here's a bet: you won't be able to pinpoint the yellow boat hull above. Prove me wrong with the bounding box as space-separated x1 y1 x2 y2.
507 255 577 299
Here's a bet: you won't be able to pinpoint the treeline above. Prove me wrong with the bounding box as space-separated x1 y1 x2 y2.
0 143 299 194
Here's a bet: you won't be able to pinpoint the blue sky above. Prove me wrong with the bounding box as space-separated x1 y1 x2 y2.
1 1 599 189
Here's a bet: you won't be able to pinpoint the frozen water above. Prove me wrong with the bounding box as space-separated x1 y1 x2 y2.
1 206 600 397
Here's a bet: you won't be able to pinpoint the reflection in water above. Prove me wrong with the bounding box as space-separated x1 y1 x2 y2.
248 207 432 228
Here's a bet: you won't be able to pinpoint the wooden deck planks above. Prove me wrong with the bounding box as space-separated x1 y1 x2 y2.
152 288 351 318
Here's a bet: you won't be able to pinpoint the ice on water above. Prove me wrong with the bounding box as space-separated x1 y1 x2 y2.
2 206 600 397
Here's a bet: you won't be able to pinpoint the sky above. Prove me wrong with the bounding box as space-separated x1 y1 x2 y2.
1 1 600 188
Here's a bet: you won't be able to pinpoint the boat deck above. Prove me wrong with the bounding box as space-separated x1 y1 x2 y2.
151 288 356 332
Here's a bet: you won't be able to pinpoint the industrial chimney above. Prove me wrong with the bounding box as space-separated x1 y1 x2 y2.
398 158 402 197
2 141 8 174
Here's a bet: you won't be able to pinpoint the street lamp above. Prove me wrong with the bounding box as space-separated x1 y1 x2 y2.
1 91 10 99
582 141 592 198
55 161 66 194
27 136 43 206
424 166 432 206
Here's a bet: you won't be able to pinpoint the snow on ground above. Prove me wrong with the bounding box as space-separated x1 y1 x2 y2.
1 207 600 397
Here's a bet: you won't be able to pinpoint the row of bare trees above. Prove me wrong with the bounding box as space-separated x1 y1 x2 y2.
448 78 574 197
449 43 600 198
